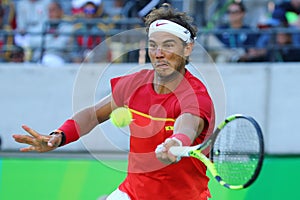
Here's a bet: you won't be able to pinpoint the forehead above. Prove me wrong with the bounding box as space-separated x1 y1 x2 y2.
228 4 241 10
49 4 59 10
148 31 181 43
84 3 97 8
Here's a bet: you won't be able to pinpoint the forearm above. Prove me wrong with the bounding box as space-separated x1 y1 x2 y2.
155 113 204 164
173 113 204 145
56 95 113 146
72 106 100 137
73 95 113 135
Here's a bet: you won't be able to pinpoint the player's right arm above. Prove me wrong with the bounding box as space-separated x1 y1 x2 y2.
12 95 116 152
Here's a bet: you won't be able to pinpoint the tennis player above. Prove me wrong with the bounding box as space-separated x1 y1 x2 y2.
12 4 215 200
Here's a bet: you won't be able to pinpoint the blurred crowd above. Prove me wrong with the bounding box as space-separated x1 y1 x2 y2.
0 0 300 65
0 0 169 64
201 0 300 63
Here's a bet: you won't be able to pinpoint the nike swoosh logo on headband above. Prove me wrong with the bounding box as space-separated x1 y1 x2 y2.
156 22 168 26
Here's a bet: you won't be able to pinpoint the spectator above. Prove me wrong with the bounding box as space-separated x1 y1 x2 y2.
40 1 73 66
71 0 84 15
214 1 264 62
71 0 103 18
121 0 171 18
71 1 111 63
273 29 300 61
7 45 24 62
0 5 14 62
272 0 300 26
114 1 168 63
108 0 124 18
81 0 108 19
14 0 51 62
271 0 300 45
0 0 16 29
256 24 300 62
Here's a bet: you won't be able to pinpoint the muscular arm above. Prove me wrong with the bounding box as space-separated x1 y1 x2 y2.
173 113 205 142
156 113 205 164
72 94 115 137
12 94 117 152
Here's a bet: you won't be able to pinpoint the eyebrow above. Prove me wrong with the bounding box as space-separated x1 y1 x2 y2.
148 39 178 44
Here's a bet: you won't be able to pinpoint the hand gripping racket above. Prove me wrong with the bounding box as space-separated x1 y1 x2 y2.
169 114 264 190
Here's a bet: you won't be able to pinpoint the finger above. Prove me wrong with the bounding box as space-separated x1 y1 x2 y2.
47 136 59 147
12 134 36 145
162 141 179 163
47 141 54 147
20 145 36 152
160 153 174 164
155 144 166 154
163 139 179 149
161 153 168 160
35 135 50 143
22 125 40 138
157 150 171 162
167 151 177 162
156 142 178 164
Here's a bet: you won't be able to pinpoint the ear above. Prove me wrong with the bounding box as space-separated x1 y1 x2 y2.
184 42 194 57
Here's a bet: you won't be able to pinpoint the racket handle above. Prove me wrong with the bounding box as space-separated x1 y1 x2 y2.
169 146 192 157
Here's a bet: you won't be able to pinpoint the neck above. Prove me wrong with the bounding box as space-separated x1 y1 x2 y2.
231 21 243 29
153 68 185 94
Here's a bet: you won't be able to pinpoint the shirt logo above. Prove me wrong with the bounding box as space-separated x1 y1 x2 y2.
165 126 174 131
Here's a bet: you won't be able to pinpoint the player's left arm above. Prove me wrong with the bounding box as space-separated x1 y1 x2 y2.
12 95 116 152
155 113 205 164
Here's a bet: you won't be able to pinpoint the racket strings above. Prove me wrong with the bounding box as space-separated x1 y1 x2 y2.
211 118 260 186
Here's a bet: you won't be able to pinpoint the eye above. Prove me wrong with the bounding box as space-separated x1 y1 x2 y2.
163 43 174 50
148 43 156 50
148 43 155 48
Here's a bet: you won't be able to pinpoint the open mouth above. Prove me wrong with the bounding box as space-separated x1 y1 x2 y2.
155 62 169 69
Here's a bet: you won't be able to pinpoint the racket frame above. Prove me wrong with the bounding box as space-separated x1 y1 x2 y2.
169 114 264 190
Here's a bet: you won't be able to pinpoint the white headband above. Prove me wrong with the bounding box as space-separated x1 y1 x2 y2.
148 19 193 43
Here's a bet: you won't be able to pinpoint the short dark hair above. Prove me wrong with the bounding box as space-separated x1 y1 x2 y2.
229 1 246 12
144 3 198 41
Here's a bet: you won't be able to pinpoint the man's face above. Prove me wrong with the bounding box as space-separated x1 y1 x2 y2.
148 31 192 79
227 4 245 24
276 32 291 45
48 3 62 19
83 4 97 19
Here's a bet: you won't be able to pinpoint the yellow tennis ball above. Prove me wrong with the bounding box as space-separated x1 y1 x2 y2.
110 107 132 127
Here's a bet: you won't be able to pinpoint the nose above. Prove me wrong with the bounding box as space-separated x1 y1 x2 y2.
155 47 164 58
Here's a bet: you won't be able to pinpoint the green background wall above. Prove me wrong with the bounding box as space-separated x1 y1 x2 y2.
1 156 300 200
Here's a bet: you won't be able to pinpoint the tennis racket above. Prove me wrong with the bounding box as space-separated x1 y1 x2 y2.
169 114 264 190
